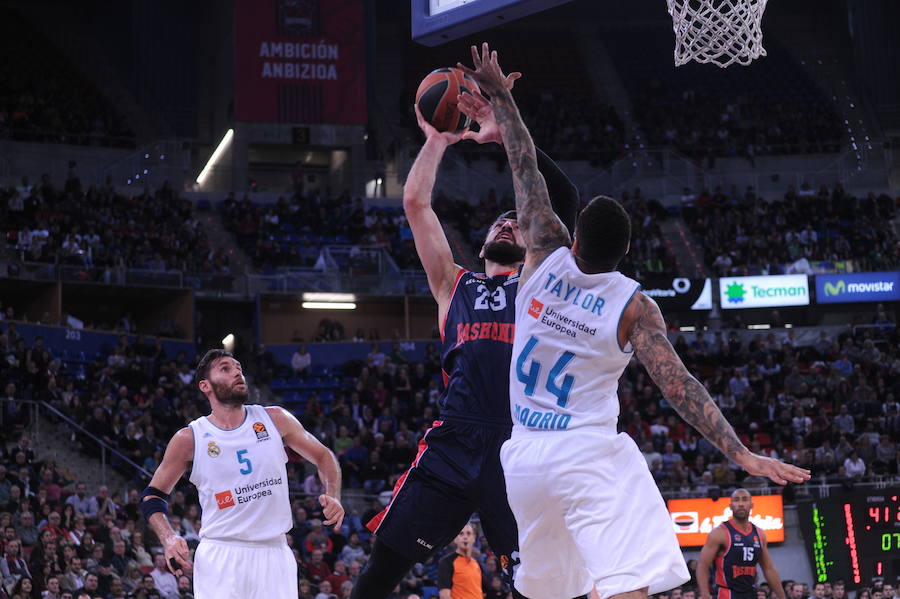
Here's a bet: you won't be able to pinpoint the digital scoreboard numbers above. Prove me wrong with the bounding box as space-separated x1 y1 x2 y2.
798 489 900 587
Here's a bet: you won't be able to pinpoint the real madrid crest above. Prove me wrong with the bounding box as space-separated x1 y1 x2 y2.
207 441 221 458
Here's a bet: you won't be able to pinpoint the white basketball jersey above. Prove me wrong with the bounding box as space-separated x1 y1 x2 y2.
188 404 292 542
510 247 641 435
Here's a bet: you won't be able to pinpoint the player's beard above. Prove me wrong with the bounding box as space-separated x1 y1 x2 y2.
211 379 248 406
482 240 525 265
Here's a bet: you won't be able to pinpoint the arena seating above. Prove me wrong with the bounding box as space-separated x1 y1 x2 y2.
0 8 134 147
603 28 844 159
681 185 899 275
0 178 230 277
2 303 898 597
400 27 626 165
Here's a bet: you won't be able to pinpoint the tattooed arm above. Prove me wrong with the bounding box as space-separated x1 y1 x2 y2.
623 292 811 485
457 91 579 234
458 43 570 285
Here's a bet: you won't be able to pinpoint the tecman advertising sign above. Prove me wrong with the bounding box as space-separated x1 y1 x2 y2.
815 272 900 304
719 275 810 309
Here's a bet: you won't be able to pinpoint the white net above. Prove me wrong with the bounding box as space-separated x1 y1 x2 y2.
666 0 769 68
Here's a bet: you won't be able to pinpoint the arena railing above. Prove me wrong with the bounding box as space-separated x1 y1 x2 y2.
659 476 900 502
0 398 153 485
0 127 137 148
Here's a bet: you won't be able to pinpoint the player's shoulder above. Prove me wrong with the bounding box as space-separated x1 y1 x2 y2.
165 427 194 459
265 405 303 430
756 525 768 543
708 522 730 543
264 405 289 423
621 290 660 329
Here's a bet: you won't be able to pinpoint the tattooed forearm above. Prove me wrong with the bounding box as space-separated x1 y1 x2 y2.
629 296 749 463
490 88 570 256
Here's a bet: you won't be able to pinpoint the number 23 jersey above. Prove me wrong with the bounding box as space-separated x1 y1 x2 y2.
510 247 641 434
188 404 292 542
440 268 521 425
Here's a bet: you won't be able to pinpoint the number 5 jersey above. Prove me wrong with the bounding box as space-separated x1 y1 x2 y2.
188 404 292 542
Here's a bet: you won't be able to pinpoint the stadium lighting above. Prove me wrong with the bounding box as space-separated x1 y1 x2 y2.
196 129 234 186
679 326 696 332
302 302 357 310
747 324 771 330
302 293 356 302
221 333 235 351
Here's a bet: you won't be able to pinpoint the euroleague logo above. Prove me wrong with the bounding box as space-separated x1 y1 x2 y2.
671 511 699 533
215 490 235 510
253 422 270 442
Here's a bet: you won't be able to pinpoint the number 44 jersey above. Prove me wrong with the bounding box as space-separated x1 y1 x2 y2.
510 247 641 434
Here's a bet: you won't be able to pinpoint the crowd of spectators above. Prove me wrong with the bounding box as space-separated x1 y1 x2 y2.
633 91 843 162
604 29 844 162
1 175 230 278
630 319 899 493
2 299 899 597
430 185 677 280
219 190 423 273
680 185 899 276
0 9 133 147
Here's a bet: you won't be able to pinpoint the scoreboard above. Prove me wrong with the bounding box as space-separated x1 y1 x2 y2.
797 488 900 587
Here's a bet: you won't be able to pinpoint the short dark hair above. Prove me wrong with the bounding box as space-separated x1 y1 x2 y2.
194 349 235 386
574 196 630 271
493 210 517 224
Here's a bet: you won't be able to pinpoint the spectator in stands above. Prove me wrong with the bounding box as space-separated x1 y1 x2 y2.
304 549 331 586
74 572 99 598
292 345 312 376
1 538 29 590
843 450 866 479
58 557 85 594
149 554 177 599
315 580 335 599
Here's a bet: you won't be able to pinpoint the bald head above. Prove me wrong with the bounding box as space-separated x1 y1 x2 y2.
729 488 753 521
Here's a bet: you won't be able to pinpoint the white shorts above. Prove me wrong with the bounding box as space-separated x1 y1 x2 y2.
500 431 689 599
194 537 297 599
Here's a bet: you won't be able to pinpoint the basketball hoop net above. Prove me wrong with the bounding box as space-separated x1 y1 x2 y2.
666 0 769 68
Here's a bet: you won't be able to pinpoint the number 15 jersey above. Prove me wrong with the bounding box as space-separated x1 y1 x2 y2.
510 247 641 435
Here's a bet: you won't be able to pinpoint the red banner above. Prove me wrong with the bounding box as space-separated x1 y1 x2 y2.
234 0 367 125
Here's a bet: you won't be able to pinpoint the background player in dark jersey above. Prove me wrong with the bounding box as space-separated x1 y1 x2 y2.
697 489 787 599
349 74 578 599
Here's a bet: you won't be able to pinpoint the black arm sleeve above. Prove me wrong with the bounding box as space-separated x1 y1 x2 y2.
437 554 454 590
536 146 579 235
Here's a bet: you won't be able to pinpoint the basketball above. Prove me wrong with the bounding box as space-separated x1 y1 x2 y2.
415 67 480 133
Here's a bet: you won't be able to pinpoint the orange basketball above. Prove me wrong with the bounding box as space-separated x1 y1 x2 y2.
415 67 480 133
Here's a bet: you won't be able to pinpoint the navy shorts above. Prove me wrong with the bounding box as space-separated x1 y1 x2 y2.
367 420 519 577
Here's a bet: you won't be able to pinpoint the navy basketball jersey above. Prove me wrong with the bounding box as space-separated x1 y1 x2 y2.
715 520 762 595
439 268 520 425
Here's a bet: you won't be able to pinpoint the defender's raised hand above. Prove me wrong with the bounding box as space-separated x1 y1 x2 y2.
458 87 519 145
457 42 515 98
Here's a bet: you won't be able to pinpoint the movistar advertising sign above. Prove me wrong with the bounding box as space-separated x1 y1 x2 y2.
719 275 810 309
815 272 900 304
